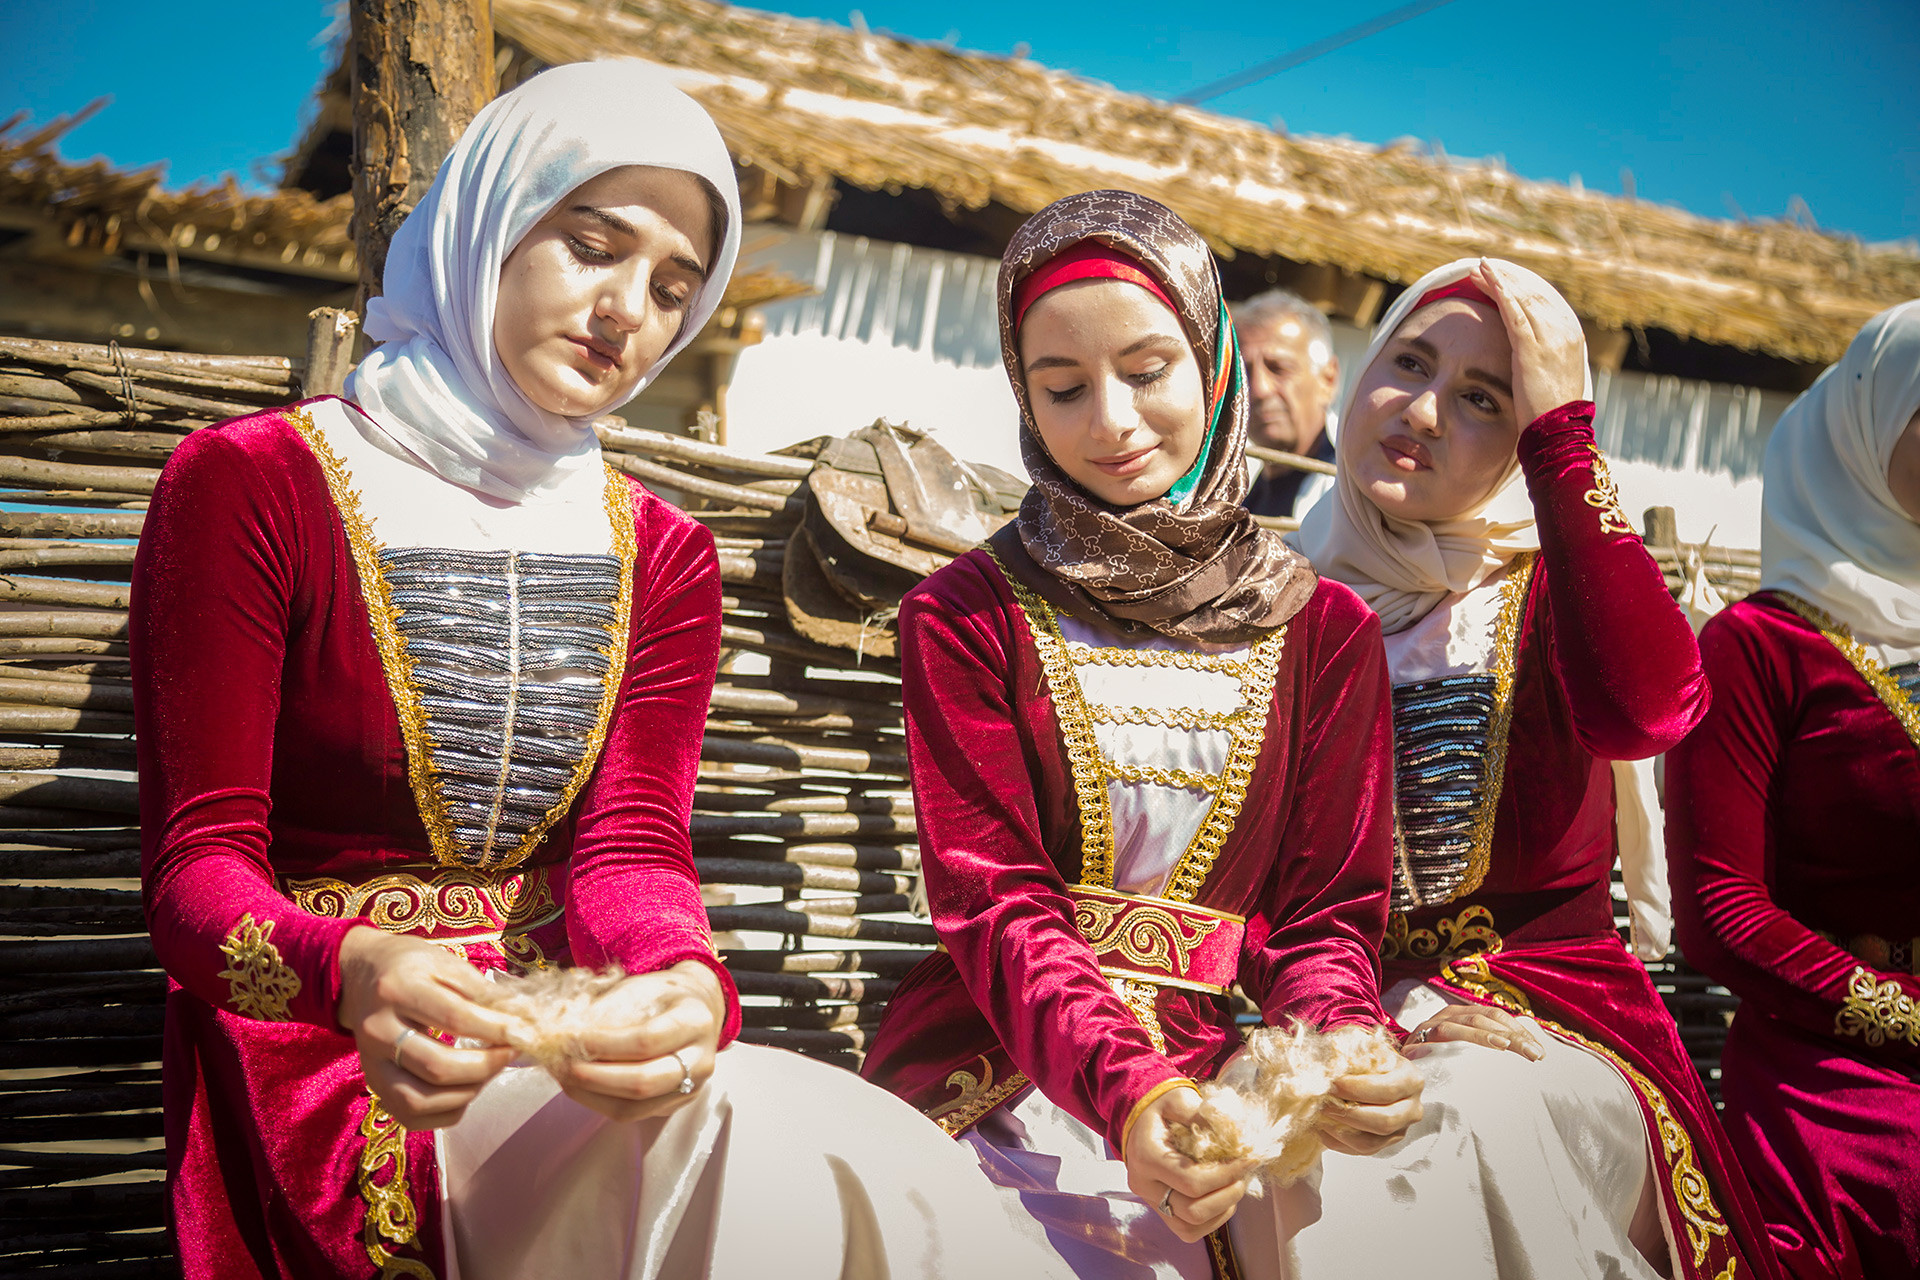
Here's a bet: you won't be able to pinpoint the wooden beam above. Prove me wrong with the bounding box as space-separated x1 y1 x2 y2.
350 0 496 304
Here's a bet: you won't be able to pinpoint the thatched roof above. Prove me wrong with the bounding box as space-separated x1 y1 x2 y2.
0 107 358 282
484 0 1917 366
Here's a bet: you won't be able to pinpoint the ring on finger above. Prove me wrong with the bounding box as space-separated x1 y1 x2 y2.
392 1027 418 1069
1410 1025 1433 1045
1159 1187 1175 1216
670 1047 695 1095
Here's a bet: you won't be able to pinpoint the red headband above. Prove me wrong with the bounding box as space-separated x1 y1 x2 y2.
1411 277 1496 313
1011 243 1179 330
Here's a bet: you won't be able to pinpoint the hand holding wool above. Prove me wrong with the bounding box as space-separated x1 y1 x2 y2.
1166 1021 1404 1190
469 965 639 1075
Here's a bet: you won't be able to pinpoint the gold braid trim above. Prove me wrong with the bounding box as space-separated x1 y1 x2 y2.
1066 644 1253 675
1086 702 1257 732
928 1055 1032 1136
1383 904 1504 964
358 1095 435 1279
216 913 301 1021
1437 956 1734 1272
1583 444 1636 536
1102 759 1223 792
1834 965 1920 1048
1448 552 1535 902
288 408 638 871
1777 592 1920 754
1162 627 1283 903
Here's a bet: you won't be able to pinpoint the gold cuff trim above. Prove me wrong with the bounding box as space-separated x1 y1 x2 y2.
1834 965 1920 1048
1778 592 1920 754
1097 965 1230 996
358 1094 435 1279
928 1054 1031 1136
1121 1076 1199 1162
288 406 638 872
216 913 301 1022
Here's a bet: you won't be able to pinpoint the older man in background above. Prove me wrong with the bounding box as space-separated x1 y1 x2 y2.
1234 289 1340 519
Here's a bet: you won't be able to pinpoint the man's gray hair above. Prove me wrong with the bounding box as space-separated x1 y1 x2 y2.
1231 289 1334 369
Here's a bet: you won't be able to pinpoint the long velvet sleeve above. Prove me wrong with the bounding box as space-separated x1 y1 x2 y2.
899 578 1185 1153
1239 585 1392 1031
133 430 360 1028
566 487 741 1045
1519 402 1709 758
1668 605 1920 1063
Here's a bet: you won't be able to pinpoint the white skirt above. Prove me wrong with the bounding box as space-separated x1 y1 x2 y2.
438 1042 1073 1280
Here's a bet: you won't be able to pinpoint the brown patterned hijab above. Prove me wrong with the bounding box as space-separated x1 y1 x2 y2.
990 190 1316 643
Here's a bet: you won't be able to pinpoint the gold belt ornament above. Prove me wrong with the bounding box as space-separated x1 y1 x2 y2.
1067 884 1245 996
285 863 562 946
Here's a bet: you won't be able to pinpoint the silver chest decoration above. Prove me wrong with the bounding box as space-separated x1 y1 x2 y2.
1890 660 1920 703
1390 674 1496 911
381 547 622 868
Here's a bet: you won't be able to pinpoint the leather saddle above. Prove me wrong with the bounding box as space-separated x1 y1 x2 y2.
780 421 1024 658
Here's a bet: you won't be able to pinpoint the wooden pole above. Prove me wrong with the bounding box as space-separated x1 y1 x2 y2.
349 0 496 308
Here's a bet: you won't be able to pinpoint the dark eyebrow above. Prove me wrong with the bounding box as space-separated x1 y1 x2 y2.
1396 334 1512 397
571 205 710 282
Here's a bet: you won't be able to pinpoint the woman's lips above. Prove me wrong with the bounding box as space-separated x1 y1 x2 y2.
1379 435 1431 472
568 335 622 372
1088 445 1156 478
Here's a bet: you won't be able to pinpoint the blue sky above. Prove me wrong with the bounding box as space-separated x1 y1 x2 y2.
4 0 1916 244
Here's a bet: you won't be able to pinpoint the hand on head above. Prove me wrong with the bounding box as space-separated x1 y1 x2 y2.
1468 259 1588 433
1124 1085 1259 1243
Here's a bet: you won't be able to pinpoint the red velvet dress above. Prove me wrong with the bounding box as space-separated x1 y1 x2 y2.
1380 405 1778 1280
859 555 1393 1158
132 401 737 1278
1668 592 1920 1280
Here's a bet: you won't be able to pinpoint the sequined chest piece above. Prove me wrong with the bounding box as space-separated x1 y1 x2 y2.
383 547 622 868
1390 675 1495 910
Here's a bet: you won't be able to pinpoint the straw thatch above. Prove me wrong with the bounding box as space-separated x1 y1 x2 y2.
479 0 1919 366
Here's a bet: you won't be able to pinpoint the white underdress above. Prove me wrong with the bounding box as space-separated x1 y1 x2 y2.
303 398 1071 1280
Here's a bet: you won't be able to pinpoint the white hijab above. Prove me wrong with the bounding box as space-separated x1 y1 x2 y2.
345 59 742 504
1759 299 1920 646
1291 258 1591 634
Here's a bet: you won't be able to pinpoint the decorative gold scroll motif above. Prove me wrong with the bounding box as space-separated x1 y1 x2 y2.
1113 976 1169 1052
1778 592 1920 754
1074 897 1224 975
929 1055 1032 1137
1437 957 1735 1273
216 914 301 1022
1834 965 1920 1048
286 406 638 872
358 1095 435 1280
286 865 559 935
1583 444 1636 536
1382 905 1504 963
1439 553 1535 904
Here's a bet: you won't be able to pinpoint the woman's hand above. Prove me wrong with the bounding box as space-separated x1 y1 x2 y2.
1123 1085 1258 1243
336 925 518 1130
1473 258 1587 431
1319 1056 1423 1156
1403 1003 1545 1063
551 960 726 1122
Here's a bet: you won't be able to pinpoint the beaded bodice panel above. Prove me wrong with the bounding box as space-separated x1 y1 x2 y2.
382 548 622 868
1390 675 1495 911
1890 660 1920 703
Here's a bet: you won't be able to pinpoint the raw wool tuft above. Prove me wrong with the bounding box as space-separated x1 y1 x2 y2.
471 965 634 1075
1166 1021 1402 1190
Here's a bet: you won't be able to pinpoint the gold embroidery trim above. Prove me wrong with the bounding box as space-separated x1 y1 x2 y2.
1834 965 1920 1048
1437 955 1734 1271
1382 904 1504 963
216 913 302 1021
986 548 1284 902
1086 702 1257 732
287 406 638 871
929 1055 1031 1136
1583 444 1636 536
1074 896 1225 975
1777 592 1920 754
1113 975 1169 1052
1440 552 1535 903
285 864 561 936
358 1094 435 1279
1122 1075 1199 1159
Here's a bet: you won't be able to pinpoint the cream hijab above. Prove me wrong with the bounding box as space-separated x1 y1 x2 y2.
1291 258 1591 634
346 59 743 504
1759 299 1920 646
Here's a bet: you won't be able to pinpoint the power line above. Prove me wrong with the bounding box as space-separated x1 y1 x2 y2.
1175 0 1462 105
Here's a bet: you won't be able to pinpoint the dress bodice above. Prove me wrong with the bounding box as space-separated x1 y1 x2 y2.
1389 674 1496 910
